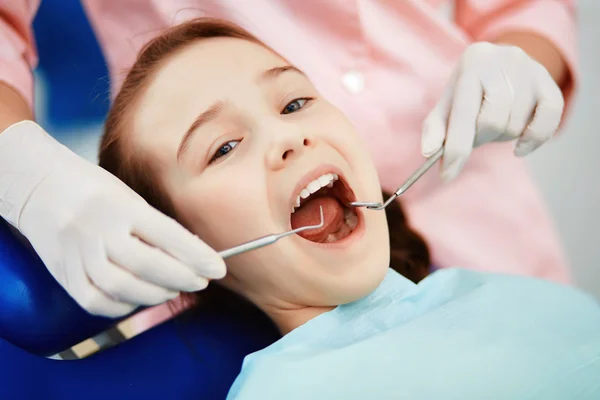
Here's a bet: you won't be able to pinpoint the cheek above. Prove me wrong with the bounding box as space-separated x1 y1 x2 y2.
316 107 382 196
315 106 372 161
170 169 265 251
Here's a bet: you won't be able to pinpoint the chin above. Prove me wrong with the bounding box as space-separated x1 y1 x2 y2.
301 235 391 307
334 255 390 304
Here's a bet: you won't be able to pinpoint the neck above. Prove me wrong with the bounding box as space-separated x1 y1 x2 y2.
222 275 337 335
262 304 335 335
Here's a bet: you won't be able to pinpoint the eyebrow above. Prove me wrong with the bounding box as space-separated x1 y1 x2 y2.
177 102 223 162
259 65 305 82
177 65 305 162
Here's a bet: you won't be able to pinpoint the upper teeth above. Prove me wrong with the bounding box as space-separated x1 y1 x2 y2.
292 173 339 213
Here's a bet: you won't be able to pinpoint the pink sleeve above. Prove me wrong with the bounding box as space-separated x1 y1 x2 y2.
455 0 578 109
0 1 41 108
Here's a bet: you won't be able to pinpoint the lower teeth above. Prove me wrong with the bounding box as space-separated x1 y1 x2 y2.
324 207 358 243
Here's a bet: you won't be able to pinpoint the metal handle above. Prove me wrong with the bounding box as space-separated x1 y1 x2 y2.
355 148 444 210
217 207 324 259
393 147 444 197
218 234 277 259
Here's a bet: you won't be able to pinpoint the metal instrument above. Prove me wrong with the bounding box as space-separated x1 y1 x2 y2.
218 206 324 259
349 148 443 210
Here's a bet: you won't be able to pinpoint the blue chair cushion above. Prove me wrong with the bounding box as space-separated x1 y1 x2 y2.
0 309 279 400
0 219 120 356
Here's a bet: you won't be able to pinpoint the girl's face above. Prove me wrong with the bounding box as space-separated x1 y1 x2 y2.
131 37 389 315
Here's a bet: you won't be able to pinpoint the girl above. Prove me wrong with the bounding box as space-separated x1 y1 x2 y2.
98 19 599 399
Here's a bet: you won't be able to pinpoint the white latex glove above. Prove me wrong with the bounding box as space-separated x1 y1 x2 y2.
422 42 565 181
0 121 226 318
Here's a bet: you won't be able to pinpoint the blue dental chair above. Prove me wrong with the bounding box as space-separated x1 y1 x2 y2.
0 1 279 399
0 219 279 399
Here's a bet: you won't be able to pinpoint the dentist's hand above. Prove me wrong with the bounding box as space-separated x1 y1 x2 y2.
0 121 226 318
422 42 565 181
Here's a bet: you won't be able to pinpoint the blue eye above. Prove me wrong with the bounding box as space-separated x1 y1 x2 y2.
210 140 240 163
282 98 311 114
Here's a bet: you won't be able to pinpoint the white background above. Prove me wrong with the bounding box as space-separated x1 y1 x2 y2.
525 0 600 297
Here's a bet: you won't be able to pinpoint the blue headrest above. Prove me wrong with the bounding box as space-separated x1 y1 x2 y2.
0 219 120 355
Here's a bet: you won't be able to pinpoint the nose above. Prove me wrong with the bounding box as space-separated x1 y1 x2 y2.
264 119 314 171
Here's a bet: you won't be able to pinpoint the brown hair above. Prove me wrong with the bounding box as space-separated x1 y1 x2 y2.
98 18 430 317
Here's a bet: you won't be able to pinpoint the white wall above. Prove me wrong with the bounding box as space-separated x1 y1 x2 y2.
39 1 600 297
526 0 600 297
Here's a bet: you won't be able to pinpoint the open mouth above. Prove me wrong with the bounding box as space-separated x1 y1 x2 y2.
290 172 360 244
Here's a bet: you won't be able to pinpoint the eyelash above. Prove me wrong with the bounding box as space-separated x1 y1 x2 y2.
208 97 313 164
209 140 241 164
281 97 313 115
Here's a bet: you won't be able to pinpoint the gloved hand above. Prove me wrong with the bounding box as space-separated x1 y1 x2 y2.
0 121 226 318
422 42 565 181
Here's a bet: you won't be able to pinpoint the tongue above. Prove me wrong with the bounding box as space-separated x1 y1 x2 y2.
291 196 345 242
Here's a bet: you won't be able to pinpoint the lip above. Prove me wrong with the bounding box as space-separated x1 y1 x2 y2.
288 164 356 213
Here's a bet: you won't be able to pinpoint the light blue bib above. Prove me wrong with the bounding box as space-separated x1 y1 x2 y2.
227 269 600 399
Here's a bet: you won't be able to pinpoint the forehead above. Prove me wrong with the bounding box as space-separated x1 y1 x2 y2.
152 37 285 88
131 37 286 156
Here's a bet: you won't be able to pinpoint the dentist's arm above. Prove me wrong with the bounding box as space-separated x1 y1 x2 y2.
422 0 577 181
493 31 569 89
0 0 39 129
0 3 225 318
0 82 33 131
456 0 577 100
